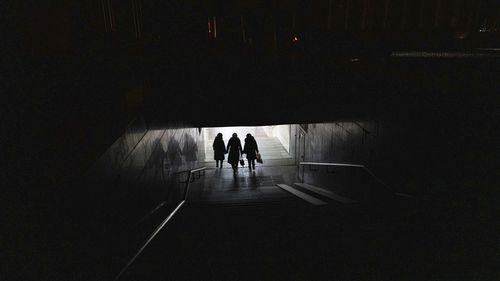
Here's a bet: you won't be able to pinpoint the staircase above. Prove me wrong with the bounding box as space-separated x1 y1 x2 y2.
116 158 436 281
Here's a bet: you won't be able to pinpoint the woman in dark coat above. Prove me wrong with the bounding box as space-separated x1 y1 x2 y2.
243 133 259 170
226 133 242 173
212 133 226 168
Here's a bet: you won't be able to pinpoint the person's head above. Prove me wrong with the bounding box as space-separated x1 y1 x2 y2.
246 133 252 138
232 133 237 138
217 133 222 138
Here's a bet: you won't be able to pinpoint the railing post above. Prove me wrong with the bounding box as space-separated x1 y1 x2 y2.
301 164 305 183
183 167 207 202
183 172 192 200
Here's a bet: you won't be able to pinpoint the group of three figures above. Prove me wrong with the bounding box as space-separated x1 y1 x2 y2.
213 133 260 173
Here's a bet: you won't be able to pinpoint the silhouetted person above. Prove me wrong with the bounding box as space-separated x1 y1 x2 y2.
212 133 226 168
243 133 259 170
226 133 242 173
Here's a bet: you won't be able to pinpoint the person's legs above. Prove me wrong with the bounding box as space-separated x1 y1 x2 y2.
251 159 255 169
216 160 219 168
220 161 223 168
248 159 252 170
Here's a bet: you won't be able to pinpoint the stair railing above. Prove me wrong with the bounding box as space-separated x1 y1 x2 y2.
114 166 206 280
298 162 390 191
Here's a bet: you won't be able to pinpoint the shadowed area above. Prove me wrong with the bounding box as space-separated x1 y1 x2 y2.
3 1 500 280
118 164 492 281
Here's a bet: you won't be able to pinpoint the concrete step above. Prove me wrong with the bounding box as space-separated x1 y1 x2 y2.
276 184 327 206
293 183 357 204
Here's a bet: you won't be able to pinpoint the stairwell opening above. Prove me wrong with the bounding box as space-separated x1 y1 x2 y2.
202 125 292 167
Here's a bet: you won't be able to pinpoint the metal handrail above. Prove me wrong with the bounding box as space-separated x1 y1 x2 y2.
183 167 206 200
115 166 206 281
299 162 364 168
134 167 206 228
298 162 390 191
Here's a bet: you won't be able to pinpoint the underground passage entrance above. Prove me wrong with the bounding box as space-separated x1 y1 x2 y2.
101 120 464 281
115 122 422 281
202 125 294 168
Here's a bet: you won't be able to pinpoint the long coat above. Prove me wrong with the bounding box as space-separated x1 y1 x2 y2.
226 137 242 165
212 137 226 160
243 136 259 160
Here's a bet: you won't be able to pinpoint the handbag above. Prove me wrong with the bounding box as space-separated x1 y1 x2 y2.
256 152 263 164
239 155 245 166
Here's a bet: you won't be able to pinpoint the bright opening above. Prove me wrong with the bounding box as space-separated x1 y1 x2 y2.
203 125 292 166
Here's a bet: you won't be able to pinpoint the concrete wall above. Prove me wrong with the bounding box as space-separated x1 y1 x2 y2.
300 121 379 165
296 111 497 205
297 119 444 197
292 121 383 200
64 118 205 280
83 119 202 215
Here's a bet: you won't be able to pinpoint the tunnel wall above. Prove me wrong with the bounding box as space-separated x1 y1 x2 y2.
83 118 204 229
298 119 453 196
297 108 497 204
300 122 380 166
71 118 205 279
294 122 382 198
